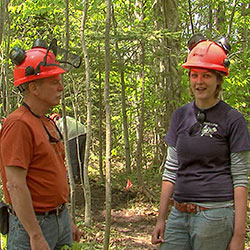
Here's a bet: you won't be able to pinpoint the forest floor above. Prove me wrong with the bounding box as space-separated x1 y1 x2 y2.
73 180 250 250
74 181 159 249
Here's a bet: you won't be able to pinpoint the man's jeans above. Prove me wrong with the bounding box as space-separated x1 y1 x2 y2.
159 206 234 250
7 206 72 250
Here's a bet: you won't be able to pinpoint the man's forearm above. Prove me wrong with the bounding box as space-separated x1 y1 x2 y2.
5 166 43 239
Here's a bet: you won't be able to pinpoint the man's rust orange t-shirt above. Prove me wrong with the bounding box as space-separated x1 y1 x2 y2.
0 105 69 212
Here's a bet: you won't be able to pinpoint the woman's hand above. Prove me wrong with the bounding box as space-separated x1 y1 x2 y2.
151 220 165 244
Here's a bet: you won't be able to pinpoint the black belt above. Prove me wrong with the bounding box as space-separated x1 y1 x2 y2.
10 203 66 216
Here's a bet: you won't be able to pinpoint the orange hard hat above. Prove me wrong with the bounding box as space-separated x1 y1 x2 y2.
11 47 65 87
10 39 66 87
182 34 230 75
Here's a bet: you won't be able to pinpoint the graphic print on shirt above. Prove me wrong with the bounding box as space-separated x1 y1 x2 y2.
200 122 218 137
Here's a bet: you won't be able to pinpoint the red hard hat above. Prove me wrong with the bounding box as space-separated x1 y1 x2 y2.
182 40 229 75
13 47 66 86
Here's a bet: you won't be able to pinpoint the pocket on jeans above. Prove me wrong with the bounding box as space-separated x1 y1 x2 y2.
168 207 183 220
200 207 234 222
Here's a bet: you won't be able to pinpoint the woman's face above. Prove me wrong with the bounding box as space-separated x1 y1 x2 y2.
190 68 220 108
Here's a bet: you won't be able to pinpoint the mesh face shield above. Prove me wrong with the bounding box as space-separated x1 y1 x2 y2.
34 38 82 73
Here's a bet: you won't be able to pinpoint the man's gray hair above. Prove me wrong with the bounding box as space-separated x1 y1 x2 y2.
17 82 30 93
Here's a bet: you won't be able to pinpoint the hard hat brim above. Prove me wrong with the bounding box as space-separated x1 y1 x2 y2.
14 67 66 86
182 62 229 76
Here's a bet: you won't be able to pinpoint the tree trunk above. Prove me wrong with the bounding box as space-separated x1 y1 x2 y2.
0 0 6 45
135 40 148 192
97 53 105 183
61 83 76 220
63 0 76 221
111 4 131 174
208 4 213 34
103 0 111 249
240 3 249 52
227 0 238 38
120 69 131 174
151 0 181 160
80 0 92 226
187 0 194 34
0 0 4 45
0 0 10 117
133 0 153 199
214 2 226 33
161 0 181 133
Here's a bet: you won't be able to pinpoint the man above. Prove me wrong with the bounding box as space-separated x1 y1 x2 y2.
50 113 86 181
0 39 81 249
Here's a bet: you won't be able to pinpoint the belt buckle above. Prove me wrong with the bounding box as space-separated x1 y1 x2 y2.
56 203 65 216
187 204 197 213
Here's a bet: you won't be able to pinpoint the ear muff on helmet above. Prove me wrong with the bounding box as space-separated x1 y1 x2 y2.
32 39 48 50
10 47 26 66
214 36 231 68
182 34 231 75
223 58 230 68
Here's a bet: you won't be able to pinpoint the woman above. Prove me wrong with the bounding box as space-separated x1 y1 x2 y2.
151 34 250 250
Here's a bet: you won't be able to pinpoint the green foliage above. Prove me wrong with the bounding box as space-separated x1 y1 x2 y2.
1 0 249 181
1 1 249 249
60 242 90 250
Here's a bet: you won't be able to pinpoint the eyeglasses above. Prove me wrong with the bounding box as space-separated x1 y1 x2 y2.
189 110 206 136
42 119 63 143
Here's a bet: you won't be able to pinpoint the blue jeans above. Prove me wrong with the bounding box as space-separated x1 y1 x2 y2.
159 206 234 250
7 206 72 250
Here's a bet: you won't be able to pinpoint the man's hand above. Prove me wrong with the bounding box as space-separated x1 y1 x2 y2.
30 234 50 250
71 222 82 242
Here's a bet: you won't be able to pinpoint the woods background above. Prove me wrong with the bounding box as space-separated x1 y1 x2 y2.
0 0 249 249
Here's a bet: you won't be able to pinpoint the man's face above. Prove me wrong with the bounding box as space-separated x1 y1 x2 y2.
35 75 64 108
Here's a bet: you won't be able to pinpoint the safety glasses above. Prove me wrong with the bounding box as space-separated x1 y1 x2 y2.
22 103 63 143
196 110 206 124
189 110 206 136
41 119 63 144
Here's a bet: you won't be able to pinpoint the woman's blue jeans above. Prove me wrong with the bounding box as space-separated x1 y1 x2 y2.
159 206 234 250
7 206 72 250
